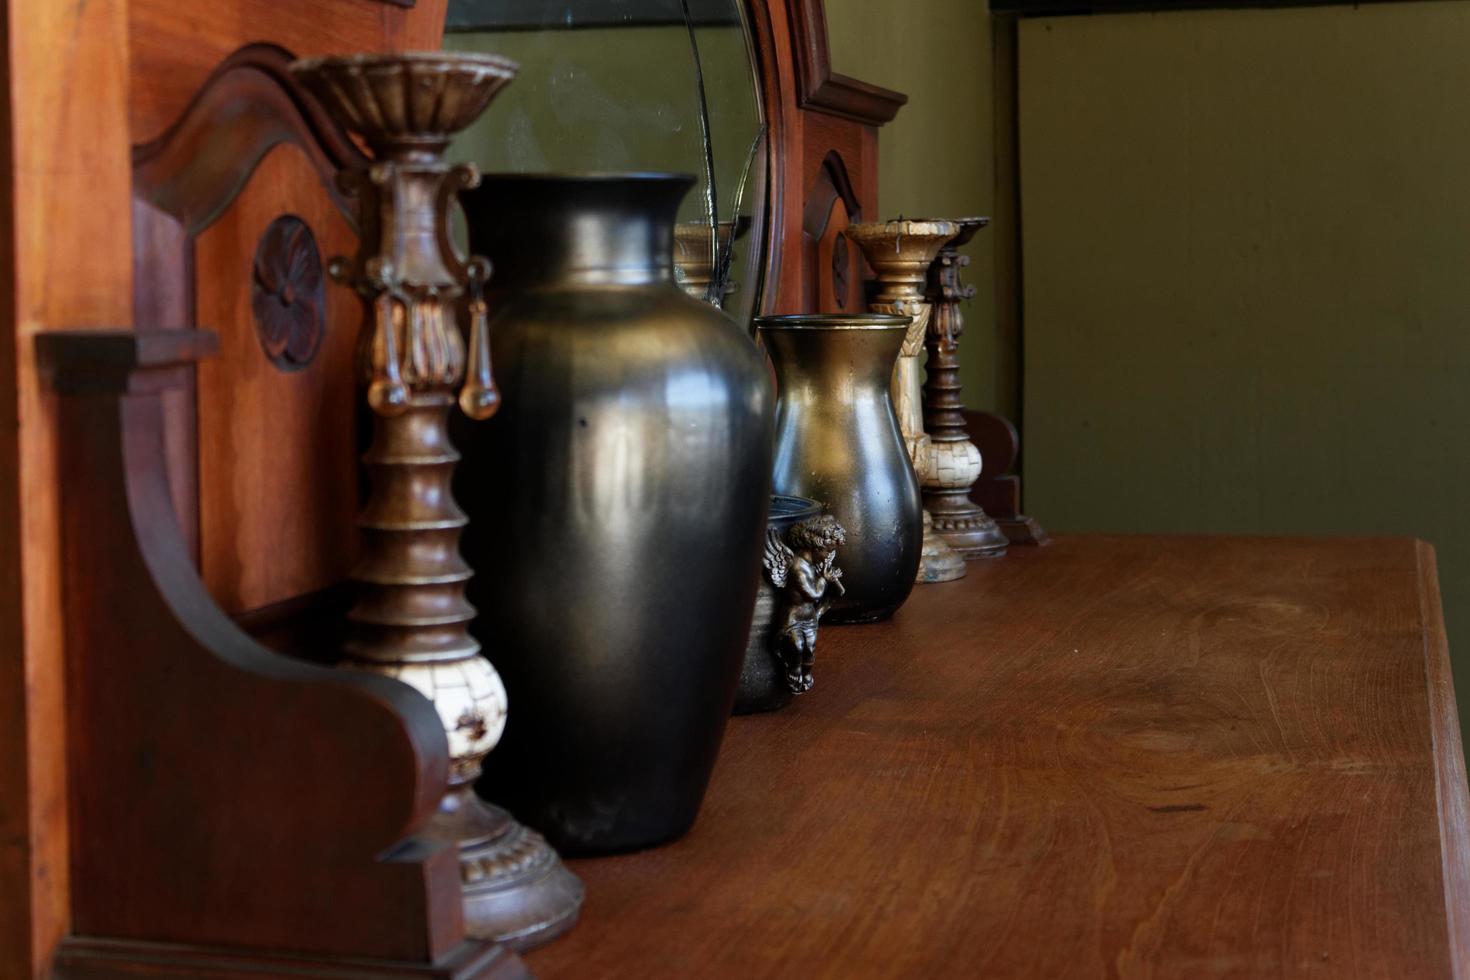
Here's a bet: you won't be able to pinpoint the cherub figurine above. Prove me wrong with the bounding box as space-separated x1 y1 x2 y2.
764 514 847 694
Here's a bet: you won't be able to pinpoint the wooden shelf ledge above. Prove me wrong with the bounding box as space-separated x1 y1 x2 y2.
526 534 1470 978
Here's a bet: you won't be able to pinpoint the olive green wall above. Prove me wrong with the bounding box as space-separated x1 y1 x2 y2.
1018 2 1470 732
825 0 1005 416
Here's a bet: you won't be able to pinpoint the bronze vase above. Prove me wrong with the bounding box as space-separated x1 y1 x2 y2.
455 173 775 855
757 314 922 623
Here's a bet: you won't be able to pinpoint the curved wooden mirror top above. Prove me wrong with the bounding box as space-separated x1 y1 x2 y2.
444 0 772 331
750 0 904 313
440 0 906 323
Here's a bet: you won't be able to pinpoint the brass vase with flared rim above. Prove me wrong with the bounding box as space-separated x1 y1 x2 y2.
758 314 922 623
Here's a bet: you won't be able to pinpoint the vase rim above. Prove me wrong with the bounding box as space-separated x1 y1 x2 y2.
769 494 824 523
293 50 520 76
909 215 990 224
479 171 697 186
755 313 911 331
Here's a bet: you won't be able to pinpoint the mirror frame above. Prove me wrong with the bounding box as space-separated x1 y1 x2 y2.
745 0 905 315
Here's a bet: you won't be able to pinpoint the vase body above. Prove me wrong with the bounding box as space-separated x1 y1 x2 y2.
456 173 775 855
757 314 922 623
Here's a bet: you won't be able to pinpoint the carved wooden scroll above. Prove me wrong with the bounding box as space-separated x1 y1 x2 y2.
40 329 521 979
800 150 864 311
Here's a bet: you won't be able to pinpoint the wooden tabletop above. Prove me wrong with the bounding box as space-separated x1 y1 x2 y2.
523 534 1470 978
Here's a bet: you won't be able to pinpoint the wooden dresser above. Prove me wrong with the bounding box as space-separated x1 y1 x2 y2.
1 1 1463 976
527 535 1470 978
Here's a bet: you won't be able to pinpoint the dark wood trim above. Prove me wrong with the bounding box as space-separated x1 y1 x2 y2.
786 0 906 125
54 936 525 980
446 0 736 30
993 0 1422 14
964 410 1049 546
800 149 861 242
235 581 356 665
749 0 789 316
991 14 1023 430
0 2 29 969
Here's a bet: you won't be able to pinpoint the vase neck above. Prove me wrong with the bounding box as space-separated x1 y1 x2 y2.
761 325 907 397
464 173 694 289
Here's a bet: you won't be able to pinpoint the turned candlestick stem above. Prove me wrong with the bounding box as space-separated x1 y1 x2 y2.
292 51 582 951
921 217 1008 560
845 218 966 585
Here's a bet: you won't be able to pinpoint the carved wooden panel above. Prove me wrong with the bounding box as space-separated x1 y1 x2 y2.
130 44 365 616
128 4 447 617
195 147 362 614
800 150 864 312
251 214 327 371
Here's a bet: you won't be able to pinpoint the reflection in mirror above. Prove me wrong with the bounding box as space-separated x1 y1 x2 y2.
444 0 769 331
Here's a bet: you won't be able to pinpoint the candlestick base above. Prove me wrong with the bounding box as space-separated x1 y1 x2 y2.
927 490 1009 559
425 788 584 952
917 510 967 583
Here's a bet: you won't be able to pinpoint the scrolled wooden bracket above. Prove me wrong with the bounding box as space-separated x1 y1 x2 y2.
39 329 525 979
964 409 1051 546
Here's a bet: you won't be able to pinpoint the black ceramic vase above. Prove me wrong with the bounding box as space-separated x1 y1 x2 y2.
456 173 775 855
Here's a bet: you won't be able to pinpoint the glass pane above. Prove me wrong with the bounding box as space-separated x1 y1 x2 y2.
445 0 769 330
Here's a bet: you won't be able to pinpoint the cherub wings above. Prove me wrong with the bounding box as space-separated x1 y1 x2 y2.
763 526 794 588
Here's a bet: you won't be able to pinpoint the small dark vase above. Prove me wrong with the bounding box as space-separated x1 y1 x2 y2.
456 173 775 855
757 314 922 623
734 494 824 714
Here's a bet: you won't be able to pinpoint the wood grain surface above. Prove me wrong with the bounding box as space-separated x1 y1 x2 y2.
193 145 362 614
525 534 1469 978
0 2 135 976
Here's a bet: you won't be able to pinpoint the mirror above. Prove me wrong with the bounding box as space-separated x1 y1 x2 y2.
444 0 770 331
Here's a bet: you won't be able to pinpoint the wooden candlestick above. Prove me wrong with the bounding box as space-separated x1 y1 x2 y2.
921 217 1009 559
846 218 966 584
293 52 582 951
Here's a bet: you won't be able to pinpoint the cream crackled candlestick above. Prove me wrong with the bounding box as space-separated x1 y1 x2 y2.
845 218 966 584
920 217 1009 559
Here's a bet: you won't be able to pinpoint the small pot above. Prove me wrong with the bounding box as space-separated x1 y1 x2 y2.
734 495 823 714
